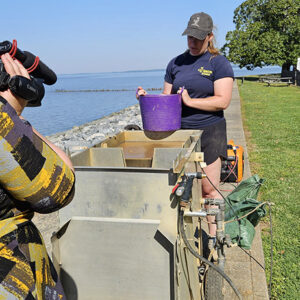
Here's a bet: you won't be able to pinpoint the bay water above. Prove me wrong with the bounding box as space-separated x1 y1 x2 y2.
22 65 281 136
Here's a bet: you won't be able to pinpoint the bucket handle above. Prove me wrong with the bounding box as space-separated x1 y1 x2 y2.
136 86 185 97
179 86 185 95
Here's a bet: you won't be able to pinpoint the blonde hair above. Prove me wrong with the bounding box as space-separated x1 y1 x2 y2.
207 32 220 57
208 40 220 56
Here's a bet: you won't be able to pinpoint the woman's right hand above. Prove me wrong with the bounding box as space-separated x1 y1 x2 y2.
136 86 147 100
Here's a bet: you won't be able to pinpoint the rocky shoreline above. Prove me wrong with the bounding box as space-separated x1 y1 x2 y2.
33 104 143 254
47 104 142 154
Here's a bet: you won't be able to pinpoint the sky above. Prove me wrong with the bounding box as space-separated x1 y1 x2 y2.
2 0 245 74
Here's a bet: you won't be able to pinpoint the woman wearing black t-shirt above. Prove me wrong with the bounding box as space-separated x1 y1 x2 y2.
137 12 234 253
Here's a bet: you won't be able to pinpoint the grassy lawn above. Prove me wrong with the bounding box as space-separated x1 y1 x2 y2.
237 79 300 300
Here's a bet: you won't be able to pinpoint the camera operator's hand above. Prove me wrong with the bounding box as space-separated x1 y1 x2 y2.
0 53 29 115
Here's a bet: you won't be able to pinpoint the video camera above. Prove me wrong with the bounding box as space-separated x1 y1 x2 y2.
0 40 57 107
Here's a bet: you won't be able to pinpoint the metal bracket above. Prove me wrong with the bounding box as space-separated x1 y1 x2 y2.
188 152 204 162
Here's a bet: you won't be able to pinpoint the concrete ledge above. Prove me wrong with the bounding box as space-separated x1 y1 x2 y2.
223 81 269 299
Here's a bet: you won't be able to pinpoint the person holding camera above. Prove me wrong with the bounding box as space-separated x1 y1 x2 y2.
137 12 234 254
0 52 74 298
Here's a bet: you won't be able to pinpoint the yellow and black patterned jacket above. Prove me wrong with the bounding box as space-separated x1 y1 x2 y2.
0 97 75 299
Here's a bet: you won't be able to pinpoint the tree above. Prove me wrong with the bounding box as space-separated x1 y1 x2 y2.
222 0 300 73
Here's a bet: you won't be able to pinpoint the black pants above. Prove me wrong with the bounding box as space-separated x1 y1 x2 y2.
183 119 227 165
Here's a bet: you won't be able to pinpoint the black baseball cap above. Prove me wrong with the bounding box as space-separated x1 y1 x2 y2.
182 12 213 40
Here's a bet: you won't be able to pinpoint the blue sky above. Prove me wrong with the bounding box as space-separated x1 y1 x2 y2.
3 0 245 74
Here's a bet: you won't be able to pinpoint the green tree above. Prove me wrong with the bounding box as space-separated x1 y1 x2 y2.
222 0 300 73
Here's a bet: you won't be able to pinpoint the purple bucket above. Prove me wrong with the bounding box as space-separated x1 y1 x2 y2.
139 94 182 131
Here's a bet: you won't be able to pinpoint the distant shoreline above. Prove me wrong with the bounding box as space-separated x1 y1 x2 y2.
57 65 281 77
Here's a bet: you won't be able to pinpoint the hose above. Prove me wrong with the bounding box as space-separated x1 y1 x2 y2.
179 210 243 300
224 202 267 224
234 201 273 300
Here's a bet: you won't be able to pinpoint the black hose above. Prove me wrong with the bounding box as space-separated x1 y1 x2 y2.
238 246 265 270
179 210 243 300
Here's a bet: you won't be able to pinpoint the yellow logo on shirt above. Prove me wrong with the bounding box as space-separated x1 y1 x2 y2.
198 67 212 76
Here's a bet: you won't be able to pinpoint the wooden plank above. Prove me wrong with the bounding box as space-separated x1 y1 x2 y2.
173 133 202 173
173 140 198 173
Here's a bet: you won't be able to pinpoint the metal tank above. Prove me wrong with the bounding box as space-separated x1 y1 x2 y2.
51 130 212 300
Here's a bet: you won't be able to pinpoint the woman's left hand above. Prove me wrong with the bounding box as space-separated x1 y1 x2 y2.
0 53 29 115
177 87 191 106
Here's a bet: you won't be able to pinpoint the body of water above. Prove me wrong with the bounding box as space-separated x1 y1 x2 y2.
22 65 281 136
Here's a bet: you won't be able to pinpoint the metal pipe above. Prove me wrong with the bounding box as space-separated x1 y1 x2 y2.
203 198 224 205
215 199 226 269
184 211 207 217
